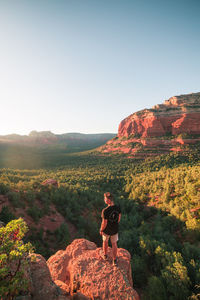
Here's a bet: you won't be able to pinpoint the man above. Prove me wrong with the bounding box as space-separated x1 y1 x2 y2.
99 192 121 266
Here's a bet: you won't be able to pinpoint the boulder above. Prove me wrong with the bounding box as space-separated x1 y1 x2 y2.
47 239 139 300
23 239 139 299
41 179 58 187
28 253 70 300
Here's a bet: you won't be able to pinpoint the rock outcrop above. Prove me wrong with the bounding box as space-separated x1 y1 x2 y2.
26 239 139 300
41 179 59 187
47 239 139 300
28 254 70 300
99 92 200 157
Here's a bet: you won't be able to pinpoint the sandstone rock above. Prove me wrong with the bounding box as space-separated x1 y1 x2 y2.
72 293 90 300
55 279 70 294
24 239 139 299
28 253 70 300
41 179 58 187
47 239 139 300
118 93 200 138
99 92 200 157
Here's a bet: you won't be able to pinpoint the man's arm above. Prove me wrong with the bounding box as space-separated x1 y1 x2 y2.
118 213 121 223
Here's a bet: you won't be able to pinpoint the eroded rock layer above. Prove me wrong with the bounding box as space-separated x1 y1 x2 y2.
99 92 200 157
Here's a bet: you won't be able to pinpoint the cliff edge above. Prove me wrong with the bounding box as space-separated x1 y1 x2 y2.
27 239 139 300
99 92 200 157
118 92 200 138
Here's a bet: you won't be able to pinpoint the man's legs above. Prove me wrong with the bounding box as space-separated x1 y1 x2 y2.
103 239 108 255
111 233 118 263
102 234 109 256
111 241 118 260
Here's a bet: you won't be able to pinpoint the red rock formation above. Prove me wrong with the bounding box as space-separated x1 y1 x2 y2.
118 93 200 138
99 92 200 157
23 239 139 299
47 239 139 300
28 253 70 300
41 179 59 187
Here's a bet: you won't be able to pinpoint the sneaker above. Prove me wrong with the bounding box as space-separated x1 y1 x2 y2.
103 254 108 260
112 258 118 266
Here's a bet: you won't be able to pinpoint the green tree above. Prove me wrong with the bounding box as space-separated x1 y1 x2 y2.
0 206 15 224
0 218 33 300
55 223 70 248
161 261 191 300
131 254 148 287
144 276 167 300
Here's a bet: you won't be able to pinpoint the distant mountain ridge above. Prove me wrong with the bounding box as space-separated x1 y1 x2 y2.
99 92 200 157
0 131 116 146
0 131 116 168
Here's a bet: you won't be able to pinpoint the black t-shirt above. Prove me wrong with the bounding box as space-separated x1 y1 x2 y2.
102 205 121 236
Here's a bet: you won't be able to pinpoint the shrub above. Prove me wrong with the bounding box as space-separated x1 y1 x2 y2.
161 261 191 299
144 276 167 300
55 223 70 248
26 206 42 223
131 254 148 287
0 183 10 195
6 191 21 207
0 218 33 300
0 206 15 224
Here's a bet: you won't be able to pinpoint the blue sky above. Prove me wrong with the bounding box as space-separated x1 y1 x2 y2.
0 0 199 135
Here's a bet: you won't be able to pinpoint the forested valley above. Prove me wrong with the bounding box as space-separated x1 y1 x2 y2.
0 150 200 299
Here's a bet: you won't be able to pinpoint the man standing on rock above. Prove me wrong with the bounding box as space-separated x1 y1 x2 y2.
100 192 121 266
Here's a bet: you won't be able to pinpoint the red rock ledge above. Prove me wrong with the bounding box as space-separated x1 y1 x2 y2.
47 238 140 300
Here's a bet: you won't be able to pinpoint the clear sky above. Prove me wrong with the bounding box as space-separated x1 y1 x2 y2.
0 0 199 135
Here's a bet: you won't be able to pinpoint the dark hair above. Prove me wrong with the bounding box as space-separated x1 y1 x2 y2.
104 192 113 201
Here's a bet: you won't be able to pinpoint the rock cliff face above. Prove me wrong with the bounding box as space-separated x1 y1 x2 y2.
27 239 139 300
99 92 200 157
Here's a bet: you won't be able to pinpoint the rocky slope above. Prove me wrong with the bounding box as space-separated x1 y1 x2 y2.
0 193 77 257
25 239 139 300
99 92 200 157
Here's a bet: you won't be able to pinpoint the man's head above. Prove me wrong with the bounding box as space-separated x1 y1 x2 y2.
104 192 114 205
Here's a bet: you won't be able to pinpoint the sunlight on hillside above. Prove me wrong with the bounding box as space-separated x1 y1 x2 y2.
0 143 43 169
